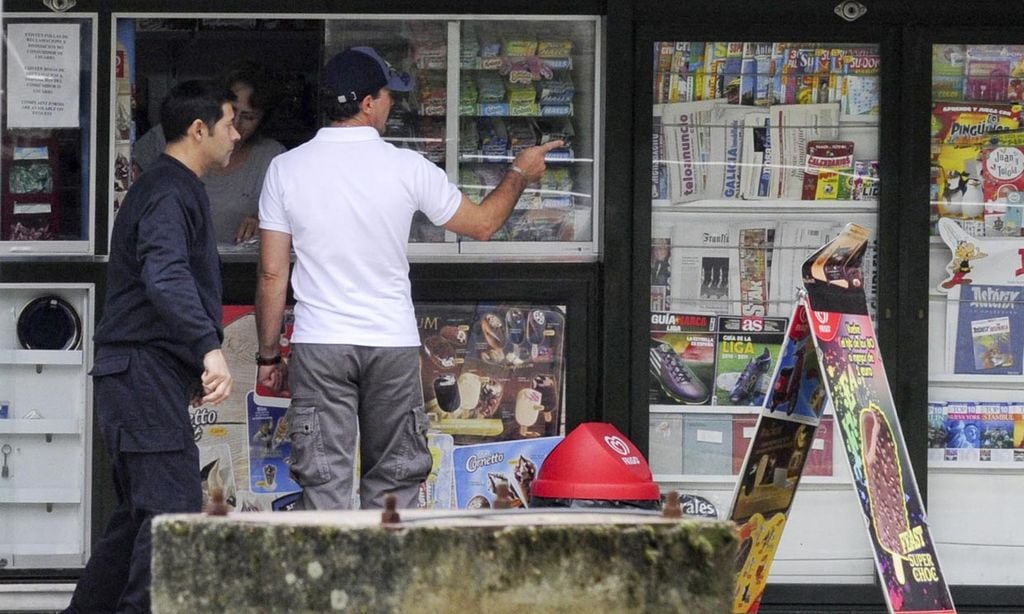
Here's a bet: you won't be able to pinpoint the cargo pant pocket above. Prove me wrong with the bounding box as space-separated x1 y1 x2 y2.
393 406 433 483
285 399 331 487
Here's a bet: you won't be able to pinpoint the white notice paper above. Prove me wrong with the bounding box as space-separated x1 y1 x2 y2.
6 23 81 128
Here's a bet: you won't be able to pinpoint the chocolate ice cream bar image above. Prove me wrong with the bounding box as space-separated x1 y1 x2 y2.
422 335 456 369
860 404 910 584
481 313 506 351
806 224 869 289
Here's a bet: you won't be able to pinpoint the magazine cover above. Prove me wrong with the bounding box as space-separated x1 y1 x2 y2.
452 437 562 509
650 312 717 406
931 102 1021 227
713 316 787 407
931 44 965 101
801 140 855 200
649 414 684 475
803 224 955 614
416 303 566 444
927 401 1021 467
980 135 1024 236
949 284 1024 375
937 217 1024 290
769 221 845 317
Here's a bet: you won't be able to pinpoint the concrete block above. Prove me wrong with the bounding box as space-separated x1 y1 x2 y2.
152 509 737 613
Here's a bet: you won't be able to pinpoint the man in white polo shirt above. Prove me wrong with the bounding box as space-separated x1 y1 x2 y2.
254 46 561 510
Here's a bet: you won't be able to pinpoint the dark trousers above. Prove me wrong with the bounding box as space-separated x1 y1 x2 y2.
66 347 200 613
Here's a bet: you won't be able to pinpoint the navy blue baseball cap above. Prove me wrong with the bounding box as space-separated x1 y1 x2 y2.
323 46 415 103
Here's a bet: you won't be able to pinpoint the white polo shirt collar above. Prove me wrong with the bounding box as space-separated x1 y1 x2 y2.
314 126 381 142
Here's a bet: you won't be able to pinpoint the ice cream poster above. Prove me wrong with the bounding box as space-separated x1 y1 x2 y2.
415 303 566 444
452 437 562 509
810 309 954 612
803 225 955 613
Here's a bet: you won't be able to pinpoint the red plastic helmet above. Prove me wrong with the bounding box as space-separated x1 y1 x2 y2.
530 422 661 502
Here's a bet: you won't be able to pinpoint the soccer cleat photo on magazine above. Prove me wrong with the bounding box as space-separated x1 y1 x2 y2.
650 339 709 404
729 346 772 405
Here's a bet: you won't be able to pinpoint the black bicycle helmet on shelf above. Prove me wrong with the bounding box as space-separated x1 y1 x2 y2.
17 295 82 350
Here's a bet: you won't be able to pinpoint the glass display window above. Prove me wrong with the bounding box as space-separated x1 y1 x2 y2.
646 38 884 527
926 41 1024 588
112 14 602 261
1 14 96 256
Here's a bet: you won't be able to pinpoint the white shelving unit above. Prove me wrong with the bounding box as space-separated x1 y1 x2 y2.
0 284 93 571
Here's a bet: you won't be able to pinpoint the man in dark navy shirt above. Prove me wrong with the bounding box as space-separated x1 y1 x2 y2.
66 80 238 614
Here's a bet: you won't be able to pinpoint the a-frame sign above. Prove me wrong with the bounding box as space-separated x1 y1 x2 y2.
730 224 956 614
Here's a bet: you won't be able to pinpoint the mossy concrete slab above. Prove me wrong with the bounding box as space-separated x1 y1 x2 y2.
152 509 736 613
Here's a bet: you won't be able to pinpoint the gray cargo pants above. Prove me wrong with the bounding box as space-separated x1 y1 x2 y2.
285 343 432 510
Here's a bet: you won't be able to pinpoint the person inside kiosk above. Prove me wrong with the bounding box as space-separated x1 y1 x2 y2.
134 61 286 247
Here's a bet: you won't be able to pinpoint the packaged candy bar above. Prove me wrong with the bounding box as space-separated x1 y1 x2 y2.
507 120 539 156
477 72 506 103
507 82 537 104
460 79 479 106
479 56 504 70
459 169 484 200
459 119 479 157
503 37 537 57
541 167 574 193
414 118 446 165
460 34 480 63
417 75 447 116
539 76 575 104
413 41 447 70
478 118 509 162
516 191 543 210
537 39 573 58
534 118 575 150
509 101 540 116
503 57 555 84
479 36 502 58
539 103 573 117
480 102 511 116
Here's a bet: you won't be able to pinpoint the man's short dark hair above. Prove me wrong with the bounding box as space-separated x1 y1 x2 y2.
320 87 381 123
161 80 236 143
